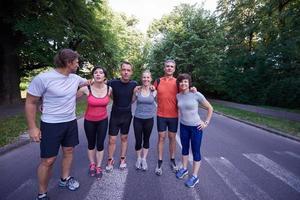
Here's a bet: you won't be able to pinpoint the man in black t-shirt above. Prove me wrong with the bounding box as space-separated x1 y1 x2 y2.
106 61 137 172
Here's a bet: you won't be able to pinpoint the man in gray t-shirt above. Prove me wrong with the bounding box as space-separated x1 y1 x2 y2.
25 49 87 200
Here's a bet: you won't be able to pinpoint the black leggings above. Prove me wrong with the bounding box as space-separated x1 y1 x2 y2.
133 117 154 151
84 118 108 151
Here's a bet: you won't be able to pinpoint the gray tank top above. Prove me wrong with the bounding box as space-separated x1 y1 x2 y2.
134 91 157 119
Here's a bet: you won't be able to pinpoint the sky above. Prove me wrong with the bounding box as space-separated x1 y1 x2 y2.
108 0 218 33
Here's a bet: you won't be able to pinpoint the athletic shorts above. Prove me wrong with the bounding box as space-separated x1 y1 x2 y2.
109 112 132 136
40 119 79 158
157 116 178 133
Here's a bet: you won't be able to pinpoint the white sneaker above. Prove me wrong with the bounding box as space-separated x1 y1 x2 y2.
155 164 162 176
119 158 127 170
135 157 142 170
141 158 148 171
105 158 114 172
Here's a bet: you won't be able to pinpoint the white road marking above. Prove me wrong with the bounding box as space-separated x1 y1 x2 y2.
205 156 273 200
85 169 128 200
244 153 300 193
285 151 300 160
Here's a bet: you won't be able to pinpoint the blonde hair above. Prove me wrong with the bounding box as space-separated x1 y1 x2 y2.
141 69 152 78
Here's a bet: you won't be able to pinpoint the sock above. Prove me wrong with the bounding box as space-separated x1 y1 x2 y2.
121 156 125 160
38 192 47 199
61 176 70 182
158 160 163 168
170 158 176 165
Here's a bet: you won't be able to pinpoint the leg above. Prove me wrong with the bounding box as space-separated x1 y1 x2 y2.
84 119 97 165
175 124 190 179
142 118 154 159
38 157 56 194
180 123 191 169
61 119 79 179
167 117 178 160
95 118 108 167
120 113 132 159
168 131 177 159
158 132 166 160
133 117 143 158
120 134 128 158
61 147 74 179
108 135 117 159
191 128 203 177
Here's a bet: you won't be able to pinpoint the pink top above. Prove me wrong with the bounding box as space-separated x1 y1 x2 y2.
84 87 110 121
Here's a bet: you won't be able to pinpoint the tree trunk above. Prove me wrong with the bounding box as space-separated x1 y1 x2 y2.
0 23 22 105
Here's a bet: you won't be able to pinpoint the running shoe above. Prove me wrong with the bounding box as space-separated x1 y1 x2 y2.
185 176 199 188
170 159 179 173
141 158 148 171
119 157 127 170
176 168 188 179
36 193 49 200
135 157 142 170
95 166 103 179
155 164 162 176
59 176 80 191
105 158 114 172
88 163 96 177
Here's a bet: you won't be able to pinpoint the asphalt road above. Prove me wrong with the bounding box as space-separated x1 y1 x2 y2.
1 110 300 200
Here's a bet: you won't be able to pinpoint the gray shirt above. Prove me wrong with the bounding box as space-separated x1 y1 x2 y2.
134 90 157 119
27 69 86 123
176 91 206 126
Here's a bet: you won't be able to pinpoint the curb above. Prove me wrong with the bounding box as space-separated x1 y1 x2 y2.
0 116 84 156
0 132 30 156
214 111 300 143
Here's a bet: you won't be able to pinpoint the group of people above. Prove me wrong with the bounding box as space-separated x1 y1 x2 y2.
25 48 213 200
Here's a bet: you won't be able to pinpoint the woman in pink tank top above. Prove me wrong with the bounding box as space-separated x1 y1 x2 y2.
77 66 111 179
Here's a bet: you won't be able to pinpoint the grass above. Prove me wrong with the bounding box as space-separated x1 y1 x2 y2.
260 105 300 114
212 103 300 138
0 100 87 147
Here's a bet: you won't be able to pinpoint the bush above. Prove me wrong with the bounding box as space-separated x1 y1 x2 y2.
265 78 300 108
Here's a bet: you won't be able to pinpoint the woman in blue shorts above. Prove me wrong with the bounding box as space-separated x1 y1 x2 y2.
175 73 213 188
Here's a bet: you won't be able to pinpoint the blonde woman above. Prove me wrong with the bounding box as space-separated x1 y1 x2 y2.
132 70 157 170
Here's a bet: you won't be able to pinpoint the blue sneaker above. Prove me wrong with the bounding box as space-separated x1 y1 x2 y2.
59 176 80 191
176 168 188 179
185 176 199 188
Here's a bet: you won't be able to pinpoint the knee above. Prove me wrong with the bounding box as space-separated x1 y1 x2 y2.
62 147 74 157
41 157 56 167
182 146 189 156
159 135 166 143
193 151 201 161
109 137 116 145
121 136 128 143
135 144 142 151
97 146 104 152
168 133 176 141
143 141 149 149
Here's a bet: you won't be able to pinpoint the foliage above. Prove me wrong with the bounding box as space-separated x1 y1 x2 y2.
146 1 300 108
146 4 226 96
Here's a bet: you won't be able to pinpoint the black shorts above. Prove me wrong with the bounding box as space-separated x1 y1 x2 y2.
40 119 79 158
109 112 132 136
157 116 178 133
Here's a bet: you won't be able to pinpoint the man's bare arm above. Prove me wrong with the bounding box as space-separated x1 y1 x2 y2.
25 93 41 142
